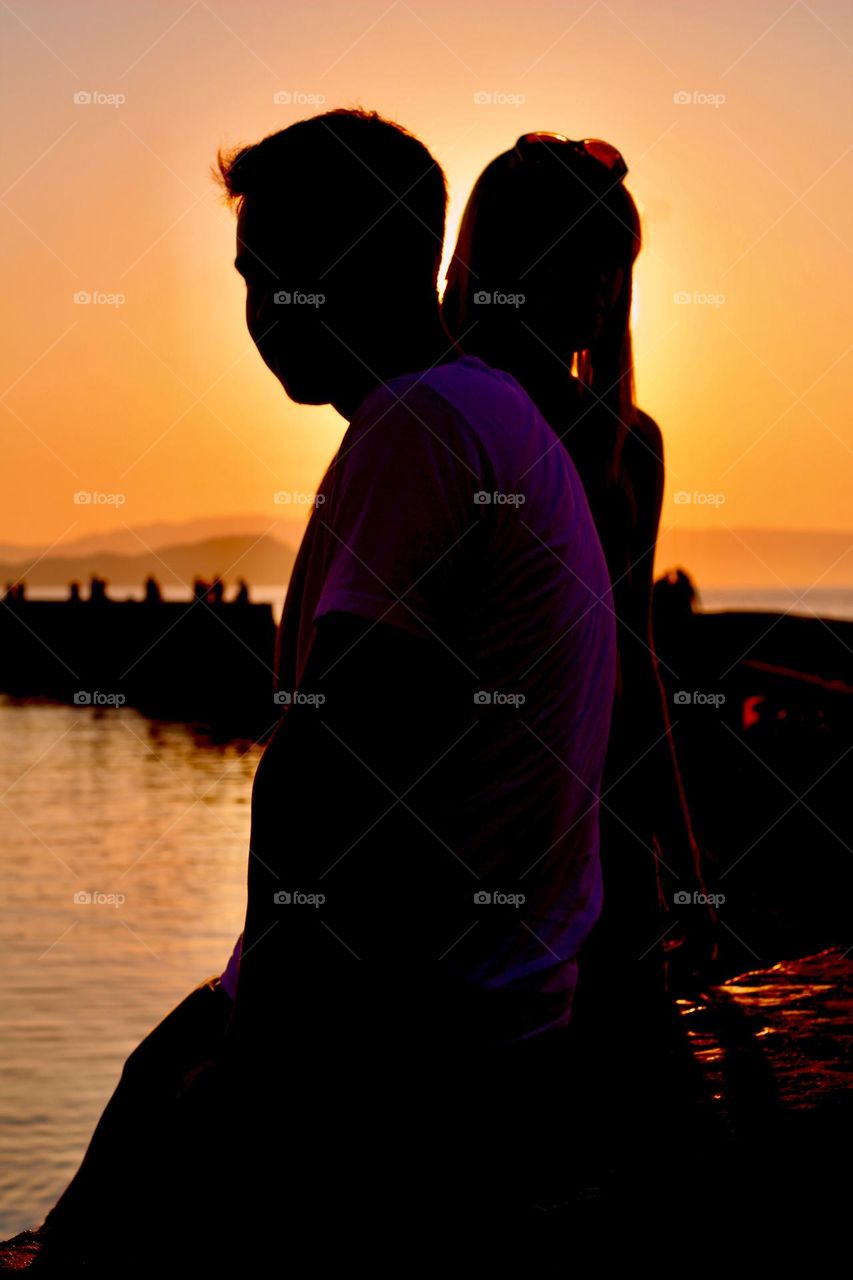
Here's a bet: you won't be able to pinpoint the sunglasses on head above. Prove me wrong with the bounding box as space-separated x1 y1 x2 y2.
513 132 628 181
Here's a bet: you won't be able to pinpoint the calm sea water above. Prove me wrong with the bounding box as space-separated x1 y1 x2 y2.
3 590 853 1236
0 698 261 1235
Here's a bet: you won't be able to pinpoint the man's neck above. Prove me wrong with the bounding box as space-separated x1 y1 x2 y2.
331 309 459 420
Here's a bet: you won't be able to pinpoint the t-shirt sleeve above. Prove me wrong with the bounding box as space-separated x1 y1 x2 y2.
313 383 485 638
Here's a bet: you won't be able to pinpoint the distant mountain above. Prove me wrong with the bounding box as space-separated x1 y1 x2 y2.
0 513 310 563
656 526 853 588
0 534 296 591
4 519 853 593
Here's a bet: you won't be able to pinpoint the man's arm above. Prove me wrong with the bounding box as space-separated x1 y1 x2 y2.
227 611 474 1056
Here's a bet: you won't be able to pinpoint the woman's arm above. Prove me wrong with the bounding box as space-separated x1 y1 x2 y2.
620 414 717 977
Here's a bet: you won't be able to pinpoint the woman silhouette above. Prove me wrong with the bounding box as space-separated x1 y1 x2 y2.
443 133 716 1023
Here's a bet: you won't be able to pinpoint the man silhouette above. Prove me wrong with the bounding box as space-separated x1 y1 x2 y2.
32 110 617 1268
212 108 617 1239
216 109 615 1048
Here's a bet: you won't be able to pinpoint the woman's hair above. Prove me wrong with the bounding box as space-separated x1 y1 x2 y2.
443 143 642 482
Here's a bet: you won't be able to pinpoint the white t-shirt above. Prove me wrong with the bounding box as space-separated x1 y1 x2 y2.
222 355 616 1036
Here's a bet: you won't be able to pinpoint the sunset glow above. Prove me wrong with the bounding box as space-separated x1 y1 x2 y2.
3 0 852 585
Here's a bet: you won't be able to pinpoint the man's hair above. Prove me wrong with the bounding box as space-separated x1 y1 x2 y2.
216 109 447 286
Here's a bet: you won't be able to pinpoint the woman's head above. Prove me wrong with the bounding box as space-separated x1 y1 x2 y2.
443 134 642 458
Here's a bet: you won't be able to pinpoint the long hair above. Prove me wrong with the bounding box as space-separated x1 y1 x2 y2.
443 145 642 486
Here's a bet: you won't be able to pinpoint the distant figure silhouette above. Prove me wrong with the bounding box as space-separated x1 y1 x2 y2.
209 576 224 604
233 577 250 605
192 578 209 602
67 581 81 603
87 575 108 604
143 575 162 605
4 581 24 603
654 567 699 626
443 133 715 1001
36 110 618 1267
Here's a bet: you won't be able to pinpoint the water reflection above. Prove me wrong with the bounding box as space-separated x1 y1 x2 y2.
680 948 853 1119
3 698 851 1236
0 698 261 1234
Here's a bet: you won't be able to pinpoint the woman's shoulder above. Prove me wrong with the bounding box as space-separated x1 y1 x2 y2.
623 408 664 497
621 408 665 539
626 408 663 464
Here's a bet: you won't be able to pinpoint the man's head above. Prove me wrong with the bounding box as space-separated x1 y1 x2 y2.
217 110 447 406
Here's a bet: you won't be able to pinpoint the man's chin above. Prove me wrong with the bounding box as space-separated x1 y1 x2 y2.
277 372 330 406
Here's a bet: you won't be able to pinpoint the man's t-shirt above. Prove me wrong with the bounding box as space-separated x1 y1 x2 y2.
224 354 616 1039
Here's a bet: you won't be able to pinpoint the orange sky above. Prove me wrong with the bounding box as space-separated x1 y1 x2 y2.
3 0 852 568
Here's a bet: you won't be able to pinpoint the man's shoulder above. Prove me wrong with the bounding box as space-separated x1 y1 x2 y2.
326 365 489 504
418 355 534 427
339 355 567 502
339 359 502 480
350 356 531 438
350 366 471 434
